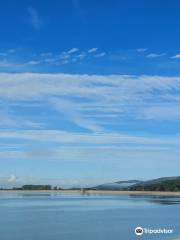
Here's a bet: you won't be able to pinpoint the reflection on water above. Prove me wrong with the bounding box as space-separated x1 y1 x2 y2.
129 195 180 205
20 193 52 197
0 192 179 240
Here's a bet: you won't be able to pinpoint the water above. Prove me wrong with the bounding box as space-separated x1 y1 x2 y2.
0 192 179 240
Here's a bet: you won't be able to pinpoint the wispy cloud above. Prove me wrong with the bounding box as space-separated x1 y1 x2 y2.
61 59 70 65
0 48 107 68
171 54 180 59
0 129 179 146
67 48 79 54
0 73 180 132
0 73 180 183
27 60 42 65
146 53 165 58
94 52 106 57
76 53 86 60
28 6 42 30
43 48 106 64
88 48 98 53
136 48 147 52
0 108 45 129
50 97 103 132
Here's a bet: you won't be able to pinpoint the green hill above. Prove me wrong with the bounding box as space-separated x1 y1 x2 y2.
129 177 180 192
92 177 180 192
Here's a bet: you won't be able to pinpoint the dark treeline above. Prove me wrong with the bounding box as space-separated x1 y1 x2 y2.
1 185 53 190
129 179 180 192
21 185 52 190
0 185 77 191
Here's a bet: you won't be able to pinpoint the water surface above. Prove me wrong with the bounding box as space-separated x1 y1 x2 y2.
0 192 179 240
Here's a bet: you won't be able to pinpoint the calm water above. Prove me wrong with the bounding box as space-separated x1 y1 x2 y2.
0 192 179 240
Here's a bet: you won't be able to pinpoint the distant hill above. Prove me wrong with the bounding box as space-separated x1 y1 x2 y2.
129 176 180 192
92 180 143 190
92 177 180 192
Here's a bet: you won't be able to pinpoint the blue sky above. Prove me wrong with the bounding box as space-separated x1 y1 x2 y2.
1 0 180 187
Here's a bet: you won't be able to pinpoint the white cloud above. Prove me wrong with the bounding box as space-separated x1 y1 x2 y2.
0 48 106 68
61 59 70 65
67 48 79 54
137 104 180 120
27 60 42 65
50 98 104 132
0 73 179 99
1 72 180 185
28 7 42 30
88 48 98 53
0 73 180 131
0 145 180 182
44 58 56 63
94 52 106 57
0 174 18 186
76 53 86 60
0 110 45 129
0 129 179 146
136 48 147 52
0 113 16 126
171 54 180 59
8 174 17 183
146 53 165 58
59 52 71 60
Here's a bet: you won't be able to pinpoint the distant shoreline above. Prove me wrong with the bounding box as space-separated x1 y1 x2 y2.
0 189 180 196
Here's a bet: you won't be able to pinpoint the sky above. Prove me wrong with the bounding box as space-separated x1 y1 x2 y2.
1 0 180 188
